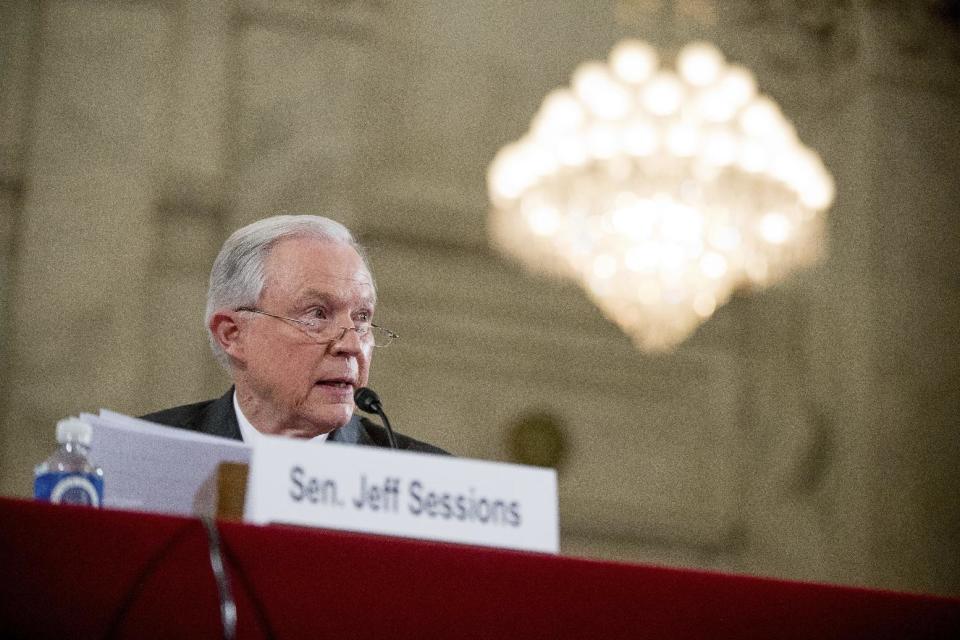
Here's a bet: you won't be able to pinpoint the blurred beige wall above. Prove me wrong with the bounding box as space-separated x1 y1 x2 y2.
1 0 957 596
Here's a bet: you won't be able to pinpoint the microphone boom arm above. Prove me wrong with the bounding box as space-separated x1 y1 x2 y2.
354 387 399 449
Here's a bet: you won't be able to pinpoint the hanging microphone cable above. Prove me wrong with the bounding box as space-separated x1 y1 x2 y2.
353 387 398 449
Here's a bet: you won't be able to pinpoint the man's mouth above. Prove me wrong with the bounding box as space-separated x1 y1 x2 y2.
314 377 355 391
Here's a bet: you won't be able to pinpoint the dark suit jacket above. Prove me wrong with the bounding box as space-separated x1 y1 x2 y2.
142 388 449 455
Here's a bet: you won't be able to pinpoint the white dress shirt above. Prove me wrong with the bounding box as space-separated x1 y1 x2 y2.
233 391 329 444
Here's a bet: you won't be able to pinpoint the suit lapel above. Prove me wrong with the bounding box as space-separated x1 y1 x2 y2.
328 415 377 446
196 388 243 441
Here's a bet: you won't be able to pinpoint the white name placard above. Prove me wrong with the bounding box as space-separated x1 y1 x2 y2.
243 438 559 553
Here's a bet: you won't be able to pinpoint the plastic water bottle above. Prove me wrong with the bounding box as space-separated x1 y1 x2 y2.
34 417 104 507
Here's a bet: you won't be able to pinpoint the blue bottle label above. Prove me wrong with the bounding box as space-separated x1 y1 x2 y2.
34 472 104 507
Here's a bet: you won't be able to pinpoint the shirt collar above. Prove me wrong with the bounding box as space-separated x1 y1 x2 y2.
233 390 328 444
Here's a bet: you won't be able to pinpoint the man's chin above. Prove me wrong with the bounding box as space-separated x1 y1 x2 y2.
306 403 354 435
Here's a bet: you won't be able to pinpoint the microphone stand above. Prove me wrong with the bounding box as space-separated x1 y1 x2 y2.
354 387 399 449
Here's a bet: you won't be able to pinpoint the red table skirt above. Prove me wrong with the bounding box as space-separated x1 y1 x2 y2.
1 497 957 639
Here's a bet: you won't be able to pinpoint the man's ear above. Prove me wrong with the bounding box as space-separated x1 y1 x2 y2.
209 310 244 362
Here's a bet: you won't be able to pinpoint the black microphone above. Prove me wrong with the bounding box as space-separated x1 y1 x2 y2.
354 387 398 449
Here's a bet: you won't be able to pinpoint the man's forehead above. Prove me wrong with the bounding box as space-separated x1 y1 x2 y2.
295 283 375 305
263 237 375 300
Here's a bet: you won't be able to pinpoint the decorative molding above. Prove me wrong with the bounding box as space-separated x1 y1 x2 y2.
562 505 748 556
864 1 960 95
236 0 385 42
0 177 24 201
154 176 229 221
616 0 960 115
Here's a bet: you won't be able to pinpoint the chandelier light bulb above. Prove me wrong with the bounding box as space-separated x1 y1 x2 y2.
609 39 658 84
533 90 585 138
719 66 756 108
623 118 658 156
642 72 685 116
740 97 785 139
487 39 834 352
677 41 725 87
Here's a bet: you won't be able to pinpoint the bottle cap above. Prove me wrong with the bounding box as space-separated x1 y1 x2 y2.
56 417 93 446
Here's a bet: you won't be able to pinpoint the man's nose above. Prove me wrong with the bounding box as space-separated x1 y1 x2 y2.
329 326 364 354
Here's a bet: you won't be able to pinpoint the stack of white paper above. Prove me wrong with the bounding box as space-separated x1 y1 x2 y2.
79 410 251 516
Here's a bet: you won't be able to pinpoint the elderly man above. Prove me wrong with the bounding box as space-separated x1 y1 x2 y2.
144 214 446 454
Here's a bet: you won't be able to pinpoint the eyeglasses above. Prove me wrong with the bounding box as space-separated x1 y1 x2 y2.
235 307 399 348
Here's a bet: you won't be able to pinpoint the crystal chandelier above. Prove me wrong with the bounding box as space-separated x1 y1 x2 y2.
487 40 834 352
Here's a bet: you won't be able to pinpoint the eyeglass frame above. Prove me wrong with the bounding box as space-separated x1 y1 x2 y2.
234 306 399 347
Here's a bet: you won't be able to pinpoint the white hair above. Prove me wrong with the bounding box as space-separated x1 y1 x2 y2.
205 214 373 369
